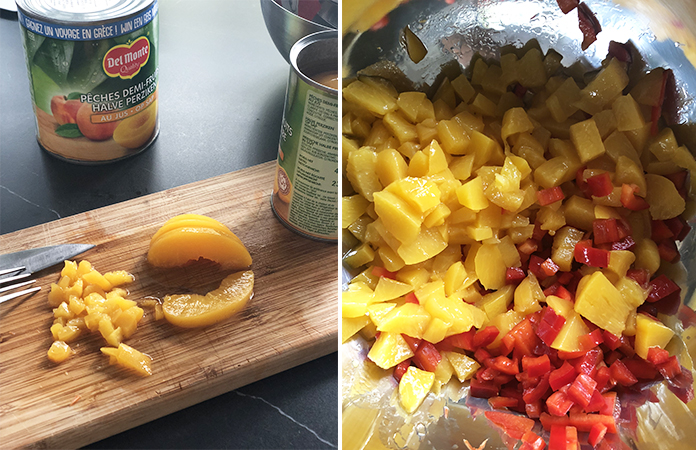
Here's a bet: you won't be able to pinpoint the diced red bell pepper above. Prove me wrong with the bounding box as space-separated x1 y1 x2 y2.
440 328 476 351
537 307 567 346
556 271 574 285
607 41 632 64
538 186 565 206
540 258 560 277
568 373 598 408
610 359 638 386
650 290 682 316
556 0 579 14
523 373 551 405
586 172 613 197
413 341 442 372
475 347 493 364
488 396 520 410
483 410 535 440
514 83 528 98
578 329 604 352
572 348 602 378
532 221 548 242
404 292 419 304
658 239 680 263
547 425 568 450
506 266 526 285
525 400 544 419
522 354 552 378
651 219 675 242
402 334 422 353
611 235 636 251
620 183 650 210
663 216 688 240
518 238 539 256
519 430 546 450
490 355 520 375
574 240 610 267
550 361 577 391
578 2 602 50
622 357 659 380
528 254 548 280
647 347 670 365
593 218 620 244
666 170 691 200
585 389 607 413
470 378 499 398
509 318 541 358
473 326 500 349
569 412 617 434
588 422 608 447
599 391 617 416
594 365 613 393
393 359 411 382
372 266 397 279
477 366 500 382
626 268 650 289
665 365 695 404
656 355 682 379
646 274 680 302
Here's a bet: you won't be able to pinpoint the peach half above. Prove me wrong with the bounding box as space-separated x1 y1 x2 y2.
162 270 254 328
113 100 158 149
147 216 252 270
150 213 242 245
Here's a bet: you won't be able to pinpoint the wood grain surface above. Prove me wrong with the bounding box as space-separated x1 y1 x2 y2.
0 161 338 449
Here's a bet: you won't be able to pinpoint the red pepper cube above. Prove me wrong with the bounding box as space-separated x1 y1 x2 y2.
594 366 613 393
550 361 577 391
393 359 411 382
470 378 499 398
557 0 579 14
541 258 560 277
650 355 673 377
473 326 500 349
490 355 520 375
506 266 526 285
665 367 695 404
593 218 620 244
401 334 422 353
522 372 551 405
441 328 476 351
537 307 567 346
413 341 442 372
537 186 565 206
519 430 546 450
651 219 675 242
522 354 552 378
657 239 680 263
569 412 617 434
588 422 608 447
574 240 610 267
584 389 606 413
657 355 682 379
567 373 598 408
620 183 650 210
518 238 539 255
626 268 650 289
586 172 613 197
371 266 397 279
404 292 419 304
483 410 535 440
610 359 638 386
572 348 602 378
622 358 659 380
678 304 696 328
548 425 568 450
599 391 617 416
611 235 636 251
647 274 680 302
488 396 520 410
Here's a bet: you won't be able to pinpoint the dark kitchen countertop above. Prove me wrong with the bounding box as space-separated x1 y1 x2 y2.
0 1 338 448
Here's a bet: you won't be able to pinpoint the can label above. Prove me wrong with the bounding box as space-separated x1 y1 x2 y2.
17 1 159 163
272 76 338 241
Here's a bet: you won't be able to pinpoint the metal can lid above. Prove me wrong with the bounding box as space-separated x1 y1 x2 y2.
15 0 155 26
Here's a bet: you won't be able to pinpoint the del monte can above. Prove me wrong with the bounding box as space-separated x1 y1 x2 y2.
16 0 159 163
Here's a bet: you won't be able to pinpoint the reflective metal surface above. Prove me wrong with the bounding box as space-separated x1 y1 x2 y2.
342 1 696 449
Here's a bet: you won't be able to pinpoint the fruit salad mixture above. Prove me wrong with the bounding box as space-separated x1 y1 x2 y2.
341 40 696 449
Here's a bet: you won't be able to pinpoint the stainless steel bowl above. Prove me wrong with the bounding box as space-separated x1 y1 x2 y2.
260 0 336 64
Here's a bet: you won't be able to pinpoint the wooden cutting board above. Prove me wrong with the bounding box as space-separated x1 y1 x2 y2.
0 161 338 449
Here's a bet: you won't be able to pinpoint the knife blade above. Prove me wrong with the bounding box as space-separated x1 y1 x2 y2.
0 244 94 274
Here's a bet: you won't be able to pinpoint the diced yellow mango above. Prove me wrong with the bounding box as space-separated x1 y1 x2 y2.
551 311 590 352
397 226 448 265
47 340 74 363
342 316 371 343
514 273 545 315
343 80 398 117
574 271 632 336
570 118 605 164
634 313 675 360
342 195 370 229
385 176 441 214
367 332 415 369
347 147 382 202
341 281 374 318
343 242 375 269
422 317 449 344
377 303 431 338
399 366 435 413
445 351 480 382
645 174 686 220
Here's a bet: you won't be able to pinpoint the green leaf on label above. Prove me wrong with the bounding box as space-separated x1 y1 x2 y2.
67 92 83 100
55 123 83 138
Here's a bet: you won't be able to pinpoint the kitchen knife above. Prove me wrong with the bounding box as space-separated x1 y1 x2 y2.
0 244 94 274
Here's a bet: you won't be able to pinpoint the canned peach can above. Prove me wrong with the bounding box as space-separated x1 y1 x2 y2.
16 0 159 163
271 31 338 242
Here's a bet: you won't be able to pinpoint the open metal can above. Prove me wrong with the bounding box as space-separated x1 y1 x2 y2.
271 30 338 242
16 0 159 164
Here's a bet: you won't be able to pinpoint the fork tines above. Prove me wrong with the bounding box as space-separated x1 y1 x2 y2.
0 266 41 304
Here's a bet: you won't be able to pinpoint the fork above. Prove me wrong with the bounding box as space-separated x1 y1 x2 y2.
0 267 41 304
